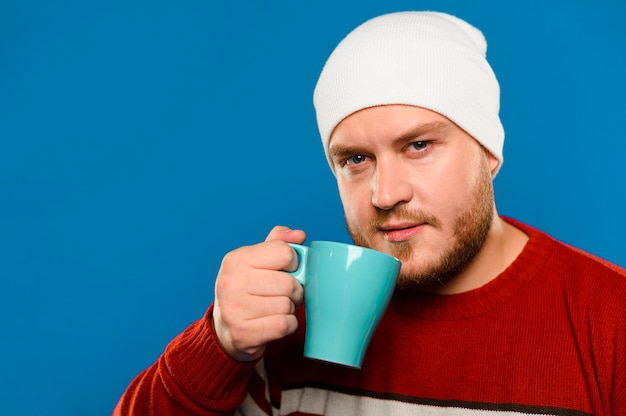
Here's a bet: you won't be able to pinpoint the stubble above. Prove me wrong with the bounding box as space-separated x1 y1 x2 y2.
347 159 495 292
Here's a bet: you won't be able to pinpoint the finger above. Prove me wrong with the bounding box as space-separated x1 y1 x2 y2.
254 314 299 342
223 269 303 299
291 279 304 307
212 305 299 361
231 295 297 320
265 226 306 244
230 314 299 354
239 240 300 272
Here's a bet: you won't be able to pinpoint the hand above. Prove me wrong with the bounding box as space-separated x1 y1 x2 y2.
212 226 306 362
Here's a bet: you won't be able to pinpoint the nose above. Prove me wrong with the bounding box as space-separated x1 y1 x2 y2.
371 159 413 210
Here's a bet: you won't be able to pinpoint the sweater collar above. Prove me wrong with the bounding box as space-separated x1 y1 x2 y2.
388 217 553 320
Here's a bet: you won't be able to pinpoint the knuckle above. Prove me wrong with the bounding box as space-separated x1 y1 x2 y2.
214 294 247 324
216 248 253 295
275 315 297 337
274 274 294 293
214 276 242 302
278 297 294 314
214 274 230 293
273 242 295 265
228 323 251 348
221 247 246 269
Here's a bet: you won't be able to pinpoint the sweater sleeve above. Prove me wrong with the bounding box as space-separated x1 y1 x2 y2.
113 305 258 416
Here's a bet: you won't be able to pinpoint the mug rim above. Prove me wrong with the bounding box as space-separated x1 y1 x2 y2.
307 240 401 264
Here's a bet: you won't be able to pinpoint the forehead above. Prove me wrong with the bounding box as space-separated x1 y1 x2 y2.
328 105 454 148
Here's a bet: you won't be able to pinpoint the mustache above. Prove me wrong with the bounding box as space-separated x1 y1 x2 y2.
367 207 442 233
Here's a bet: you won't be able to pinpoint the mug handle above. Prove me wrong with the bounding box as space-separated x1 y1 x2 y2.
287 243 307 286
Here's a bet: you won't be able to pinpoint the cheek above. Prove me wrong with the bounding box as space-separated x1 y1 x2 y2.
440 174 470 206
423 161 476 221
337 181 369 223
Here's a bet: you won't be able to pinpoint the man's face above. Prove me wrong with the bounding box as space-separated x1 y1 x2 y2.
328 105 498 291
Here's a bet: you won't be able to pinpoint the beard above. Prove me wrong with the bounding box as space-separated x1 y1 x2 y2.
346 159 495 292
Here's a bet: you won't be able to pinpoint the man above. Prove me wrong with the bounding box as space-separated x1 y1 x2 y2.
114 11 626 415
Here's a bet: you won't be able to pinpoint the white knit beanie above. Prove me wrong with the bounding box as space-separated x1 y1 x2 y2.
313 11 505 175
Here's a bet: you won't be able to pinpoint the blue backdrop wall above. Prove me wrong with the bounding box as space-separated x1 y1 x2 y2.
1 0 624 414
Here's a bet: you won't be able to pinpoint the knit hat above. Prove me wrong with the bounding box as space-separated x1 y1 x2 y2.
313 11 505 175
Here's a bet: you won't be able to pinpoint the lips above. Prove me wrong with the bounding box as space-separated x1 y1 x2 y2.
380 222 425 242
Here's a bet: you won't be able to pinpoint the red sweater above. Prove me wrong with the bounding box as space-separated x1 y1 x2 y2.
114 219 626 415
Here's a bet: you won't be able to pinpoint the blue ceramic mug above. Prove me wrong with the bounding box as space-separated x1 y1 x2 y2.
288 241 401 368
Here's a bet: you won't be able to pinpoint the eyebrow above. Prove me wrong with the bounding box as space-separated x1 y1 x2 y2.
394 121 448 142
328 121 448 160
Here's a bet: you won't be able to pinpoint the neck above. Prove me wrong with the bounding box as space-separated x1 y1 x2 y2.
427 214 529 295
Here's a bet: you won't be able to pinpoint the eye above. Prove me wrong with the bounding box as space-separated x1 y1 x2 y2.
345 154 368 165
410 141 429 151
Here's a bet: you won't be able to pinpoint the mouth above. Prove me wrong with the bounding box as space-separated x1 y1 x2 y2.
380 222 426 243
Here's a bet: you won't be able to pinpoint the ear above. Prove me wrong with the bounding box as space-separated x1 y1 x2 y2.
475 141 500 177
488 154 499 177
479 145 500 177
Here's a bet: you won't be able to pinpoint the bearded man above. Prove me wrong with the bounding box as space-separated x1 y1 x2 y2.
115 11 626 416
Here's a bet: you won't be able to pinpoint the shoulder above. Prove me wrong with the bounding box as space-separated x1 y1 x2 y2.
507 216 626 313
506 217 626 279
506 218 626 411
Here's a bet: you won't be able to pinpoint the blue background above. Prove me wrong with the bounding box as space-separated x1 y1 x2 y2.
1 0 624 414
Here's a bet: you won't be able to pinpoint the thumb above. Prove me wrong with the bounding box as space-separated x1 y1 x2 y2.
265 226 306 244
